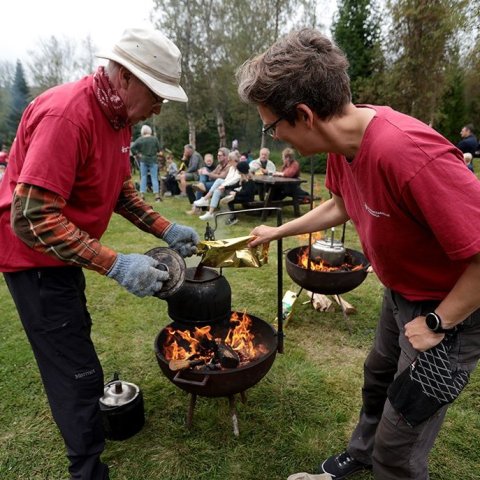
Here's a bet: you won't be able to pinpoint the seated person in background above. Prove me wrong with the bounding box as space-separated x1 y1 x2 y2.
176 144 203 196
463 152 475 173
271 147 310 200
194 151 241 221
221 161 255 226
161 152 180 196
186 147 231 215
185 153 216 213
249 147 276 175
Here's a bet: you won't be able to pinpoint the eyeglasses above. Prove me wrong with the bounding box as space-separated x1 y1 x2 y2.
262 117 284 138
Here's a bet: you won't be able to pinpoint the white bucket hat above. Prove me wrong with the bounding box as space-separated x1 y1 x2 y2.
96 27 188 103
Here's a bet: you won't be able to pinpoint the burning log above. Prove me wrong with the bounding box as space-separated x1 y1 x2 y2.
163 312 267 370
169 358 205 371
215 342 240 369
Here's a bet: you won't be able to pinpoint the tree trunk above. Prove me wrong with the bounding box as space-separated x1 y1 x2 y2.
216 109 226 147
187 111 196 149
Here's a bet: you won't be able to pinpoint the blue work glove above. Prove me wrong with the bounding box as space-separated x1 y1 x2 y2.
107 253 169 297
163 223 200 257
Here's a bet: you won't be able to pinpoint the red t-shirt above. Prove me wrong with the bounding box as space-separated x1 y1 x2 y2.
282 160 300 178
326 105 480 301
0 75 131 271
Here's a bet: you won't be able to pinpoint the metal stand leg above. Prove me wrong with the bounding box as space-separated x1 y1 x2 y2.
240 391 247 404
187 393 197 429
334 294 353 333
228 395 240 437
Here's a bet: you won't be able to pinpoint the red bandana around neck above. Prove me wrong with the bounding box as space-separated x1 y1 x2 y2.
93 66 129 130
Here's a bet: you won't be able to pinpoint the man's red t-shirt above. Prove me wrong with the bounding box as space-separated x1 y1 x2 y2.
326 105 480 301
0 75 131 271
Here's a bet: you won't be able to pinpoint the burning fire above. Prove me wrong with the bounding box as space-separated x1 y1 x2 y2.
163 311 267 368
297 246 364 272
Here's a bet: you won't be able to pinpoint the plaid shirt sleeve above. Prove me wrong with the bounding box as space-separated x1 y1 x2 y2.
11 181 172 274
114 177 171 237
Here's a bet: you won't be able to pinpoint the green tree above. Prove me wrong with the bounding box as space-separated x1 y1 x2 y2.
7 60 30 139
27 35 79 93
152 0 306 152
435 57 468 142
384 0 468 125
332 0 384 103
0 60 15 144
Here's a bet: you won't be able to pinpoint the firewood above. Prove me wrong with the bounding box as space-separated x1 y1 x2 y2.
306 291 335 312
169 358 205 371
215 342 240 369
333 295 357 314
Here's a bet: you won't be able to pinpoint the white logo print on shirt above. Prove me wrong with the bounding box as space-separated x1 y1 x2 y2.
364 202 390 218
121 146 130 153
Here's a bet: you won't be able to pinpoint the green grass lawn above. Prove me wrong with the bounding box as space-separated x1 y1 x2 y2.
0 175 479 480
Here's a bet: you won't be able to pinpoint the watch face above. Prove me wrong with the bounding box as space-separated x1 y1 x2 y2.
426 313 440 332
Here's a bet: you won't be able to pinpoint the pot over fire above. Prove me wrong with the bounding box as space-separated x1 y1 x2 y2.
286 246 369 295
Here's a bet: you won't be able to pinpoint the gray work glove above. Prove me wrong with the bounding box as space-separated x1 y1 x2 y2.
163 223 200 257
107 253 169 297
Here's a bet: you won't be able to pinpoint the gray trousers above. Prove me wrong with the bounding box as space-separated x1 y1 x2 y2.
348 289 480 479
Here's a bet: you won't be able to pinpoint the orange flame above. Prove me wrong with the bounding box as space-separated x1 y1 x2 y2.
163 312 267 366
295 232 323 244
297 247 364 272
225 311 257 359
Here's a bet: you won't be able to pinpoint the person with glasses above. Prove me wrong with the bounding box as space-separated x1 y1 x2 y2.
237 28 480 480
249 147 276 175
0 28 199 480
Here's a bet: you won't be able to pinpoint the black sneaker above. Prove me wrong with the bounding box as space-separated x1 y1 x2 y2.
318 451 371 479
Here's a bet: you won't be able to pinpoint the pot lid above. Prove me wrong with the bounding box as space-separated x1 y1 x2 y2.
100 380 140 407
144 247 186 299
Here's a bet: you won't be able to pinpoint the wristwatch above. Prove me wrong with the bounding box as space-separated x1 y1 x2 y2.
425 312 454 333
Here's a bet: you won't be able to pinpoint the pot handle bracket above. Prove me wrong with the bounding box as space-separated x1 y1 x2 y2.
174 371 209 387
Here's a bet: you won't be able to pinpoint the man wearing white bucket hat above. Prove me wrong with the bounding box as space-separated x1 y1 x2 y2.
0 28 198 480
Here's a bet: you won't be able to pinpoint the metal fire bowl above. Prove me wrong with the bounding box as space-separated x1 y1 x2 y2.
144 247 186 299
154 313 278 398
286 246 369 295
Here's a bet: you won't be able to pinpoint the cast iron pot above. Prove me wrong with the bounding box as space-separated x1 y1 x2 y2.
99 375 145 441
286 246 369 295
154 313 277 397
165 266 232 325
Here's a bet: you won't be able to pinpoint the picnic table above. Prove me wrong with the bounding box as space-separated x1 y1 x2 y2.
250 175 308 221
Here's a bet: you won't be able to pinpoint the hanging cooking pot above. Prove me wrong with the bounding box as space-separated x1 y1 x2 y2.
99 373 145 441
310 228 346 266
165 265 232 325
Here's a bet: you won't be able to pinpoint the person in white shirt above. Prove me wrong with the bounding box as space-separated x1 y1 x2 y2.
194 151 242 220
